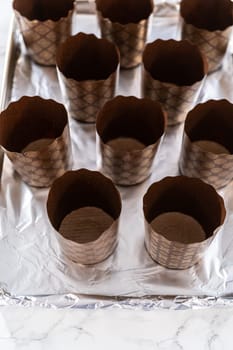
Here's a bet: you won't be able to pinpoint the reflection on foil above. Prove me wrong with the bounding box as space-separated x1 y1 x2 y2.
0 1 233 309
1 289 233 310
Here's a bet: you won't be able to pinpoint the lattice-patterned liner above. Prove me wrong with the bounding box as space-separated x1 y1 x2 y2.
14 9 73 66
180 134 233 189
96 96 166 186
58 71 118 123
56 220 119 265
57 32 119 122
47 169 121 265
182 24 232 73
143 176 226 269
144 221 214 269
97 15 150 69
142 39 207 125
143 70 204 126
0 96 71 188
180 99 233 189
6 127 71 187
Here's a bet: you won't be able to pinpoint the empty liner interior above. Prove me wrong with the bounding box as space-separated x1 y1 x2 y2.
57 33 119 81
143 39 206 86
143 176 225 241
0 96 68 153
185 99 233 154
96 96 165 147
96 0 153 24
151 212 206 244
13 0 74 21
180 0 233 31
59 207 114 244
47 169 121 243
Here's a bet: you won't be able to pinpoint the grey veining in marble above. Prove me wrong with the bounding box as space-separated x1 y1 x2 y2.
0 306 233 349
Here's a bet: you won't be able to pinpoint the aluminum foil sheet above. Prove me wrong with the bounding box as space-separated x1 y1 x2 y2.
1 1 233 310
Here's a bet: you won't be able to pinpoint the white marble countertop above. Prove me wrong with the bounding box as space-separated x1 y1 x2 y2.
1 1 233 349
0 306 232 349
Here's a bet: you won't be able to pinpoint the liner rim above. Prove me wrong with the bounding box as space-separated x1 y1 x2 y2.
98 138 162 157
184 99 233 156
143 39 208 87
181 18 233 33
180 0 233 32
183 134 233 159
13 6 74 24
97 12 150 27
1 125 69 158
0 96 69 154
56 32 120 82
96 95 166 150
96 1 154 25
57 65 119 85
143 69 205 90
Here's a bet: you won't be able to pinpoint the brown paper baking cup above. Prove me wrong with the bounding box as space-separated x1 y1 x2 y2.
96 96 166 186
47 169 122 265
96 0 154 69
56 32 119 123
179 99 233 189
142 39 207 126
180 0 233 73
0 96 71 188
13 0 74 66
143 176 226 269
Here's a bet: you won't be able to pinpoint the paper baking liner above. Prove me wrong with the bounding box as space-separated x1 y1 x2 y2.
14 8 73 66
47 169 122 265
96 0 153 69
143 176 226 269
181 25 232 74
179 99 233 189
96 96 166 186
180 0 233 73
0 96 71 187
57 32 119 123
142 39 207 125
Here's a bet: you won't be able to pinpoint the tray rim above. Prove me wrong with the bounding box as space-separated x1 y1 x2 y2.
1 2 233 311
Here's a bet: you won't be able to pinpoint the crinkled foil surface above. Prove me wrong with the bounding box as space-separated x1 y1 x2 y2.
1 1 233 310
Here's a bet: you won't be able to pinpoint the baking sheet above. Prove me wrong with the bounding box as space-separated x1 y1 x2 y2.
1 1 233 309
